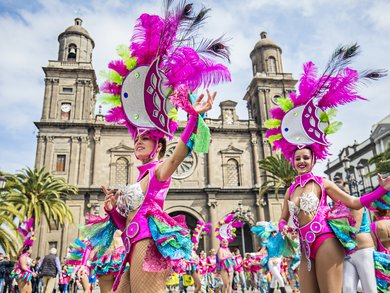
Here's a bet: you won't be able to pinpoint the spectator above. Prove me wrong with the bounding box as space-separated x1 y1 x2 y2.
58 265 70 293
2 255 15 293
32 257 42 293
0 253 5 293
37 249 62 293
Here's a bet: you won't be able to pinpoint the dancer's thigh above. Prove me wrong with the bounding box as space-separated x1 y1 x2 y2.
98 274 114 293
315 237 344 293
298 255 320 293
130 239 170 293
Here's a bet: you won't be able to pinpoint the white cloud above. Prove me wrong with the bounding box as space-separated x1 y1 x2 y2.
0 0 389 174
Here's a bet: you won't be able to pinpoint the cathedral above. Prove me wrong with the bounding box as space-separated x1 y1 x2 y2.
33 18 297 259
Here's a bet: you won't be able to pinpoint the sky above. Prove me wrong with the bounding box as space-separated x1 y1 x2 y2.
0 0 389 175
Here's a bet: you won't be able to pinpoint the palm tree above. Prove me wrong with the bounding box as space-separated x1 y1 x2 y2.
367 142 390 176
2 167 78 228
0 193 24 257
258 154 296 200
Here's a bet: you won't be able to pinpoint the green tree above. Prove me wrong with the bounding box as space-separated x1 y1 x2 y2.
0 192 24 257
368 142 390 176
258 154 296 200
2 167 78 229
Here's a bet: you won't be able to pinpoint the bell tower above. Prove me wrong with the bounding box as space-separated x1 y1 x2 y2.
41 18 98 123
244 31 297 173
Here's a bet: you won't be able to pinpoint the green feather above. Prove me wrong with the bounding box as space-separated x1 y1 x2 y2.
320 108 338 122
99 70 123 85
276 97 294 112
116 44 137 70
264 119 281 129
99 94 121 106
319 112 329 123
324 121 343 134
268 134 282 144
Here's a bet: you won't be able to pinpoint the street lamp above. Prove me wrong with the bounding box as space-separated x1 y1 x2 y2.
356 162 366 193
342 156 360 196
232 201 253 255
0 175 6 189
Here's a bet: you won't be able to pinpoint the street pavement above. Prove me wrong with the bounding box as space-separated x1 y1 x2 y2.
92 285 294 292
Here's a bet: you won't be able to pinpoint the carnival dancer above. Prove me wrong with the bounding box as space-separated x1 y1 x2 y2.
251 222 294 293
185 243 201 293
198 251 208 292
11 218 36 293
206 249 217 292
97 1 230 292
189 221 212 293
342 207 377 293
370 196 390 293
215 214 242 293
264 44 389 292
232 248 245 293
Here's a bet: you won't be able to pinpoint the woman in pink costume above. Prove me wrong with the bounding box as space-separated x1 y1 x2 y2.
98 1 230 292
370 200 390 292
232 248 246 293
264 44 389 292
215 214 242 293
12 219 37 293
206 249 217 291
12 246 36 293
104 90 214 292
216 239 234 293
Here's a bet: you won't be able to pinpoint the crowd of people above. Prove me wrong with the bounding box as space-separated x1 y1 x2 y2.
2 1 390 293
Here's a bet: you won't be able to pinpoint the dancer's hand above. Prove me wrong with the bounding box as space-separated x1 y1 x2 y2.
102 186 119 211
193 89 216 114
378 174 390 191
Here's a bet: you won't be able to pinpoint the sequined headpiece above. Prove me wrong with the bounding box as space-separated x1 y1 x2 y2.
191 220 212 245
264 44 386 162
215 214 243 242
101 1 231 141
17 218 35 247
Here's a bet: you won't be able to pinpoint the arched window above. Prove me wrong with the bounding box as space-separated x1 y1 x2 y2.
268 57 277 73
115 157 129 185
226 158 240 186
67 44 77 61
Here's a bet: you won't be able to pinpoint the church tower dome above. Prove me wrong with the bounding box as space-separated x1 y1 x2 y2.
57 18 95 63
250 31 283 76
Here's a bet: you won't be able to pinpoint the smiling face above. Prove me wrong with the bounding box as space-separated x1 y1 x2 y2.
134 134 157 160
293 148 315 175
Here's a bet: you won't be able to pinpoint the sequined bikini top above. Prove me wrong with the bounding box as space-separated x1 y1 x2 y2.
116 182 146 217
288 173 321 228
289 182 319 215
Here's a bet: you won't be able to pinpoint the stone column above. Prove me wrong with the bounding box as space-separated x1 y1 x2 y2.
68 136 80 184
42 78 52 120
44 136 54 171
78 136 89 186
83 80 92 121
92 129 101 187
35 135 46 169
250 132 260 186
75 80 84 120
49 79 59 120
207 195 218 249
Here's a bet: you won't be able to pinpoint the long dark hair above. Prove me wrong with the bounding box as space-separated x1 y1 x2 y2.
18 245 31 258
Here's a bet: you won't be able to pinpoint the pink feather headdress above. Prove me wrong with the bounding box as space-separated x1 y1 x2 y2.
264 44 386 162
215 214 243 242
100 1 231 141
191 220 212 245
18 218 35 247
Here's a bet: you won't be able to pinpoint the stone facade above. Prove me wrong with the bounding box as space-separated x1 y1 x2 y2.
324 114 390 195
33 21 297 259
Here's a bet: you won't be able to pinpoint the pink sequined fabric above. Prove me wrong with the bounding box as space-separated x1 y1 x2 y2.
143 240 170 272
